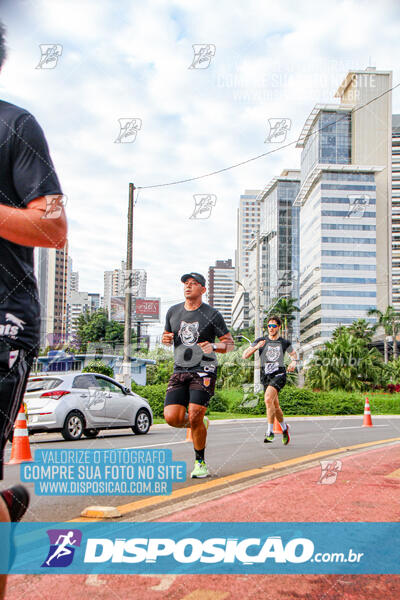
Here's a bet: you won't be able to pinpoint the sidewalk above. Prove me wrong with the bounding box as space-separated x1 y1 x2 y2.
5 442 400 600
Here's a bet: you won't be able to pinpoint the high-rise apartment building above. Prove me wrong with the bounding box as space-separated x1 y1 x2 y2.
258 170 301 340
208 259 235 326
66 291 90 342
37 245 68 347
392 114 400 310
236 190 261 285
296 68 392 356
104 261 147 315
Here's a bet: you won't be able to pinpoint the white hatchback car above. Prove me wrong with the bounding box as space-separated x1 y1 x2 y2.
25 372 153 441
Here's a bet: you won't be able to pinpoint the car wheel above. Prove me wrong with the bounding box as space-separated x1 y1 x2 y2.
62 411 84 441
132 409 151 435
84 428 100 438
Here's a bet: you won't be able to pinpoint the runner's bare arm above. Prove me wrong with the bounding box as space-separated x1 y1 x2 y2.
0 195 67 248
162 331 174 345
242 339 266 360
287 349 298 372
198 332 234 354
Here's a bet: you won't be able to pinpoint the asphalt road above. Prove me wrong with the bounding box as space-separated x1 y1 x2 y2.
2 415 399 522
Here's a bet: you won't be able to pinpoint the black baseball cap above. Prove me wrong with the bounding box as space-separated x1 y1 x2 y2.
181 272 206 287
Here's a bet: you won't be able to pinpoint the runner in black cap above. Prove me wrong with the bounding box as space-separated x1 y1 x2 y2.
162 273 234 478
0 22 67 598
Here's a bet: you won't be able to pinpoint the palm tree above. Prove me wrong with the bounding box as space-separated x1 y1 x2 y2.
347 319 376 344
305 329 383 391
265 297 299 339
367 306 400 363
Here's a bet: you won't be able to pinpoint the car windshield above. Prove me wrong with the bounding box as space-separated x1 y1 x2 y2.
26 378 62 392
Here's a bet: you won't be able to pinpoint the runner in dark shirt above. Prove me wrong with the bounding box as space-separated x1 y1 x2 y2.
162 272 234 478
0 22 67 599
242 315 297 445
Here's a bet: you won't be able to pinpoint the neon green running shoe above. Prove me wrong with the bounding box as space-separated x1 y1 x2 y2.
190 460 209 478
282 424 290 445
264 432 274 443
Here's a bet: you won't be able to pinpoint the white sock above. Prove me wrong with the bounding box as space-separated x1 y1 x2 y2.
267 423 274 435
280 420 287 432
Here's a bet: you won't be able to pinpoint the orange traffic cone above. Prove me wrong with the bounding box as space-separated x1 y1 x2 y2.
362 396 373 428
7 404 33 464
273 418 283 434
186 427 193 442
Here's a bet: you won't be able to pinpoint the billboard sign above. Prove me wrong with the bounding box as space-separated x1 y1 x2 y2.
110 297 160 323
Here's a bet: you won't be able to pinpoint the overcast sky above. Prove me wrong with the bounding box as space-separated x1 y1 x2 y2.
1 0 400 337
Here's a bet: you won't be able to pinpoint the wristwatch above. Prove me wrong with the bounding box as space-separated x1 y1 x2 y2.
212 343 218 351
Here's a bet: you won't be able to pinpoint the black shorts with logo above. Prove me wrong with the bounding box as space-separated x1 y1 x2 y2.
164 371 216 408
262 368 287 392
0 341 37 480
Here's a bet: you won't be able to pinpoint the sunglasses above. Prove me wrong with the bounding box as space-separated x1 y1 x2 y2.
267 324 278 328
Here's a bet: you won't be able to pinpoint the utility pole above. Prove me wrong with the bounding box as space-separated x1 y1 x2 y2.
254 226 261 391
123 183 134 388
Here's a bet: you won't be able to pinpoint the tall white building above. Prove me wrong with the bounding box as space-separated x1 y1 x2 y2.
296 68 392 357
103 261 147 315
66 291 90 342
235 190 261 286
207 259 235 326
37 246 68 347
392 114 400 310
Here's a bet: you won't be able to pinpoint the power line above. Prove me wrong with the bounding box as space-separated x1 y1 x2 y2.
136 81 400 191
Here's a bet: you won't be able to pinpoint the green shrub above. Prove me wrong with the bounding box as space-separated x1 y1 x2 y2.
82 360 114 378
131 383 167 418
208 392 229 413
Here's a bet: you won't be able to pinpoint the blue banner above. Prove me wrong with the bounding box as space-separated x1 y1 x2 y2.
20 449 186 495
1 522 399 574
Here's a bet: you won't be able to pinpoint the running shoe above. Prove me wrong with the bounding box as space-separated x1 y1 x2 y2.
190 460 209 478
264 432 274 443
282 424 290 445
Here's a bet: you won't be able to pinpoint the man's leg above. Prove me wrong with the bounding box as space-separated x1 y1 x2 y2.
188 383 211 478
164 374 189 428
273 386 290 444
0 345 34 599
263 385 277 442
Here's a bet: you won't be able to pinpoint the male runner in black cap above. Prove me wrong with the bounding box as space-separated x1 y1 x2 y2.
162 273 234 478
0 21 67 598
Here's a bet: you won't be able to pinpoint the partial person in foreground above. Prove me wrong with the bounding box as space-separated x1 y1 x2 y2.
162 272 234 478
0 21 67 598
242 315 297 445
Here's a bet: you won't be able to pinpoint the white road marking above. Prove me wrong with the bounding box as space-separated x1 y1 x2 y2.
331 425 389 430
121 440 188 450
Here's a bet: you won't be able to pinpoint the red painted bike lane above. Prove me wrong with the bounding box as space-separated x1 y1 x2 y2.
5 443 400 600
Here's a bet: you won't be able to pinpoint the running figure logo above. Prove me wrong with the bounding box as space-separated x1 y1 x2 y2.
178 321 200 346
188 44 216 69
42 529 82 568
318 460 342 484
265 118 291 143
114 118 142 143
41 194 67 219
189 194 217 220
36 44 63 69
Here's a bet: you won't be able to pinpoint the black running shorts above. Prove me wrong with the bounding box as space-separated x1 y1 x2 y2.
164 372 216 408
0 341 36 480
262 369 287 392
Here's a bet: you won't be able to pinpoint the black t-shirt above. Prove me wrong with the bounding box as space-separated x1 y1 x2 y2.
0 100 62 350
252 336 293 376
165 302 229 374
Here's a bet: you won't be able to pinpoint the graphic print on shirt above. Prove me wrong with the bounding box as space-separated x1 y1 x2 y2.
0 313 26 339
178 321 200 346
264 344 281 375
